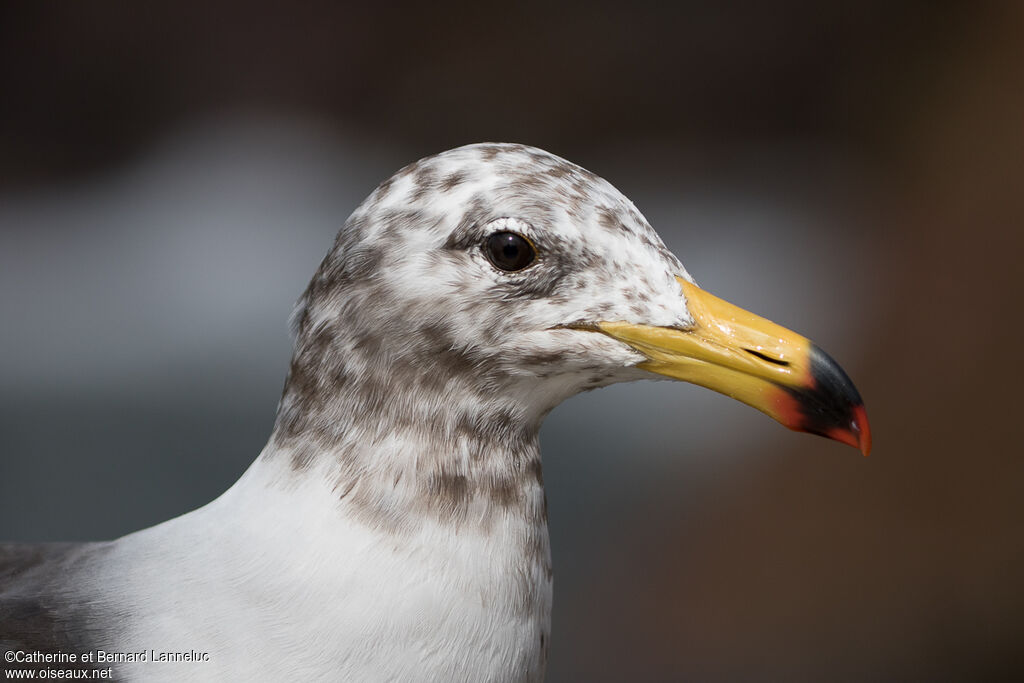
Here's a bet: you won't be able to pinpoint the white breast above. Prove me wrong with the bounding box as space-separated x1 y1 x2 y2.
77 456 552 682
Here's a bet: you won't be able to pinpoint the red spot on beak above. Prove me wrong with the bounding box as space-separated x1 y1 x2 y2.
827 404 872 456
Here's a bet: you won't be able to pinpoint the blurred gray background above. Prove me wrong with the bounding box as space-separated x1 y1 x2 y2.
1 2 1022 681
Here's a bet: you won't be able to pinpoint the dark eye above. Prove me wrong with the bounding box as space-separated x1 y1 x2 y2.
484 231 537 272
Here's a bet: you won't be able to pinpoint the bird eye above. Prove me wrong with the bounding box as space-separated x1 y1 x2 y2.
484 231 537 272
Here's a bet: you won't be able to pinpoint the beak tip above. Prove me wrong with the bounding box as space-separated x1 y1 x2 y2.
803 345 871 457
824 403 871 456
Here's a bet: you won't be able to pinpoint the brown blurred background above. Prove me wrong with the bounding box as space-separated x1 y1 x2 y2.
1 2 1022 681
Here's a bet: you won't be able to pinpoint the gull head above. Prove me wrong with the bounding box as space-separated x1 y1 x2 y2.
279 143 870 456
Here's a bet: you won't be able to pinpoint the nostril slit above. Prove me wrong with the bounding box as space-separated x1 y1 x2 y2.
745 348 791 367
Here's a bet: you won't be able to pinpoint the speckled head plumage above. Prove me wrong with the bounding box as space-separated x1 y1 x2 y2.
276 144 698 446
296 145 693 362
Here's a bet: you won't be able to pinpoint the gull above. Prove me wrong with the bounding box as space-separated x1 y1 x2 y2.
0 143 870 681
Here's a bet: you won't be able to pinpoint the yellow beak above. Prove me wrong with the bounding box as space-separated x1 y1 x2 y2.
596 278 871 455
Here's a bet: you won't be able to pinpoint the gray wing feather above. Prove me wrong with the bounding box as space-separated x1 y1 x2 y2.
0 543 113 675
